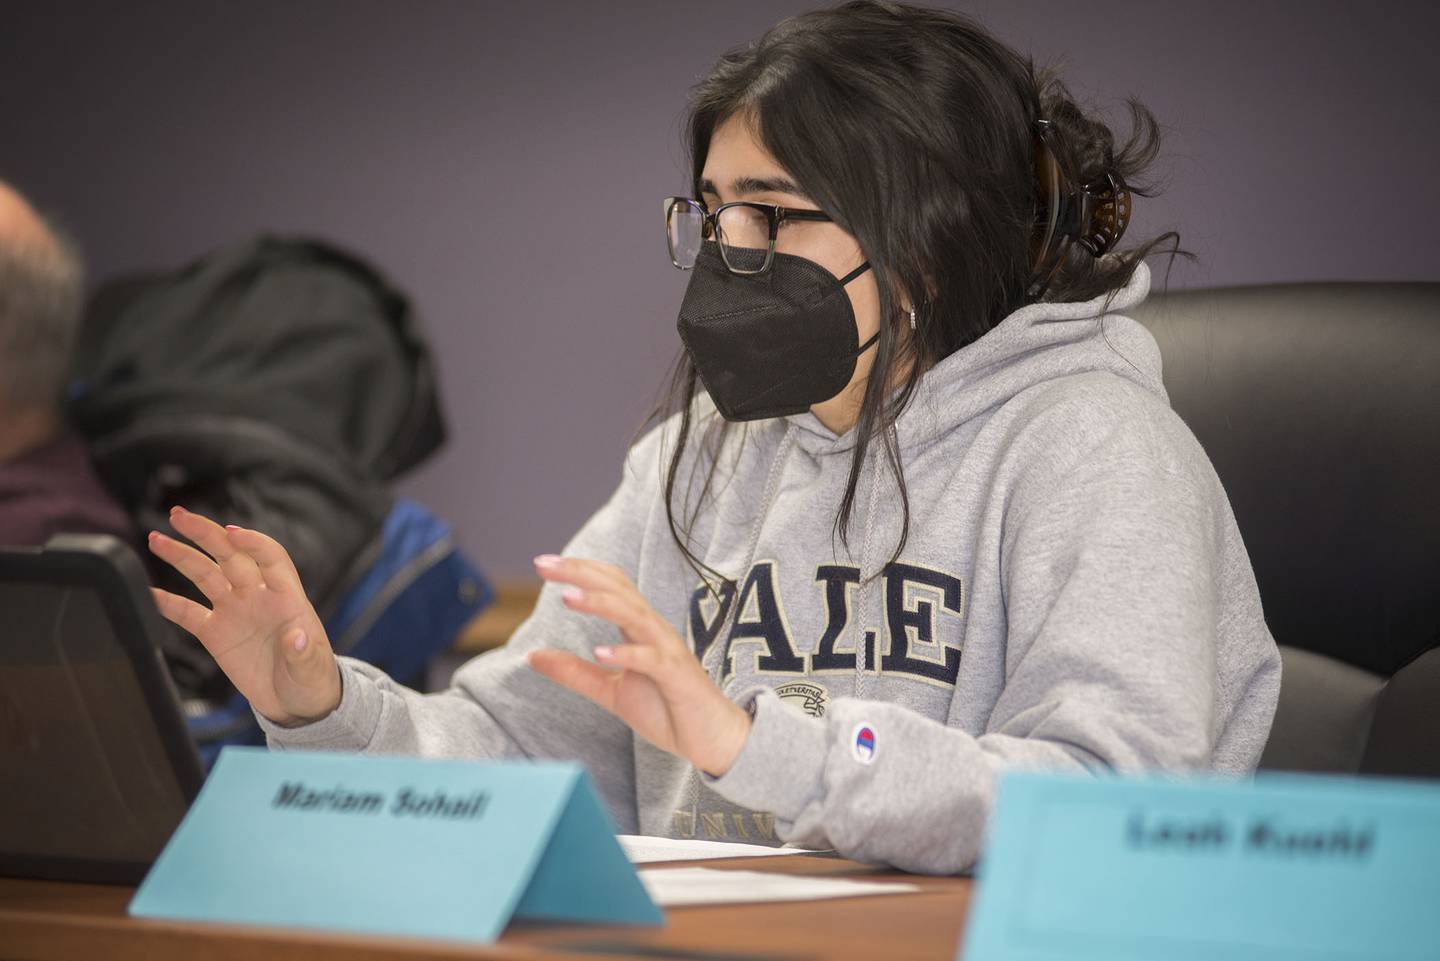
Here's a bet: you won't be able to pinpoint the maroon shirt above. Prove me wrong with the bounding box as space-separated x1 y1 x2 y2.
0 431 136 548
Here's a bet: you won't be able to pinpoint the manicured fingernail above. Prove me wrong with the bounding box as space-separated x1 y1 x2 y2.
534 554 562 570
148 530 160 542
594 646 613 660
562 586 585 603
225 524 240 531
171 505 185 515
292 630 308 653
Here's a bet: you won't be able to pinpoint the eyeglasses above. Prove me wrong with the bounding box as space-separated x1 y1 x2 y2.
663 197 834 275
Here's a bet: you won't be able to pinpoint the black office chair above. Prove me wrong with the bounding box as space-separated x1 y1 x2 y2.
1130 280 1440 778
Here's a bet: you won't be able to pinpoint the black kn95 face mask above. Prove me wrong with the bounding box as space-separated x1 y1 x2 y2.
676 243 878 422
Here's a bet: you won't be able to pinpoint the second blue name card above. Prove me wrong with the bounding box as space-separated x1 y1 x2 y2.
129 746 662 943
962 770 1440 961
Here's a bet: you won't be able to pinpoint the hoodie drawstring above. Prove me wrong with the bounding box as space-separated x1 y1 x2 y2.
685 423 798 830
854 442 884 701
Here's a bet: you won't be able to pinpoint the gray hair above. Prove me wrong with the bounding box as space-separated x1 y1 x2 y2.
0 217 85 411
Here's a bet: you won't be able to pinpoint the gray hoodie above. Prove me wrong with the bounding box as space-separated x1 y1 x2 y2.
258 261 1282 874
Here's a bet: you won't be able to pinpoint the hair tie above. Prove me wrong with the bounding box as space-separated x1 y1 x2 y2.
1073 171 1132 256
1027 118 1134 298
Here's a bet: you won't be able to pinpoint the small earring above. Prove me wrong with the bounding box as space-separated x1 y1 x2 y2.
908 307 917 331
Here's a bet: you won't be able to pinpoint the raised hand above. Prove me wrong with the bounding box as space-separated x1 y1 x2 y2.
147 506 340 726
526 554 751 777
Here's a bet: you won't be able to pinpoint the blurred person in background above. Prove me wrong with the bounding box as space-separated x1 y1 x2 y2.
0 179 133 546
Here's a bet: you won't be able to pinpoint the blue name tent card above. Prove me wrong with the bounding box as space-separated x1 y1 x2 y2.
129 747 662 942
961 771 1440 961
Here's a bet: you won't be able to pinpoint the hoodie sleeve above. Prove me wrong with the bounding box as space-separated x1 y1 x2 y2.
704 402 1237 874
254 428 668 832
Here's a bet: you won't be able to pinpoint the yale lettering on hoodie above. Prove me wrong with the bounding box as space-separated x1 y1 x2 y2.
687 559 965 688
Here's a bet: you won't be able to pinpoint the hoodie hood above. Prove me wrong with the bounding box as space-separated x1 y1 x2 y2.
783 260 1161 456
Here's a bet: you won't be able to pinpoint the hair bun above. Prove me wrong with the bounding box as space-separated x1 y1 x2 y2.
1029 70 1181 301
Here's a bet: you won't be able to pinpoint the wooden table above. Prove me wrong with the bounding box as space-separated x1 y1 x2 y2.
0 854 974 961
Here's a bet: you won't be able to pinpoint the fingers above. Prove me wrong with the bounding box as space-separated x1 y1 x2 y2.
534 555 631 594
561 586 675 647
224 525 305 595
536 555 686 652
147 531 232 604
527 649 618 710
592 642 665 676
169 507 264 590
150 586 211 638
530 642 673 691
164 506 305 598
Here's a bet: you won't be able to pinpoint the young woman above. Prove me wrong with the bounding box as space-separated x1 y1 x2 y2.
147 1 1280 874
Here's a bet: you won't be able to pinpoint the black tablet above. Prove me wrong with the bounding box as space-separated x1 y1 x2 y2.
0 534 205 884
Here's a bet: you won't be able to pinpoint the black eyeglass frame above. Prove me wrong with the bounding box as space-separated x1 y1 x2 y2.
663 196 834 275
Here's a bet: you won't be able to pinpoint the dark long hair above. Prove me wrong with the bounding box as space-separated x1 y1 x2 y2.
647 0 1182 596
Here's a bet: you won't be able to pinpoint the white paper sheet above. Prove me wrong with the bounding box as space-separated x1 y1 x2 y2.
637 866 921 907
617 835 818 864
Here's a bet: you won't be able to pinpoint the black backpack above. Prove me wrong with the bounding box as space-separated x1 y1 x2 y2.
68 236 451 700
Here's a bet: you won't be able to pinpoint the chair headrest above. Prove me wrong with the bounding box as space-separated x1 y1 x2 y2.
1131 282 1440 676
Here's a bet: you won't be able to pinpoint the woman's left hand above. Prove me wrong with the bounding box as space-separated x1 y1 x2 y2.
527 554 751 777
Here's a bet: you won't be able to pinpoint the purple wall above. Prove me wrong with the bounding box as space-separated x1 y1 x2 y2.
3 1 1436 579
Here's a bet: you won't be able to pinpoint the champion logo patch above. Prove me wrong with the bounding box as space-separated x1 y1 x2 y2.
851 723 877 764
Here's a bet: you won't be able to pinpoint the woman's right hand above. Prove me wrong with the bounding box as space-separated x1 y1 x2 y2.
147 505 341 727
